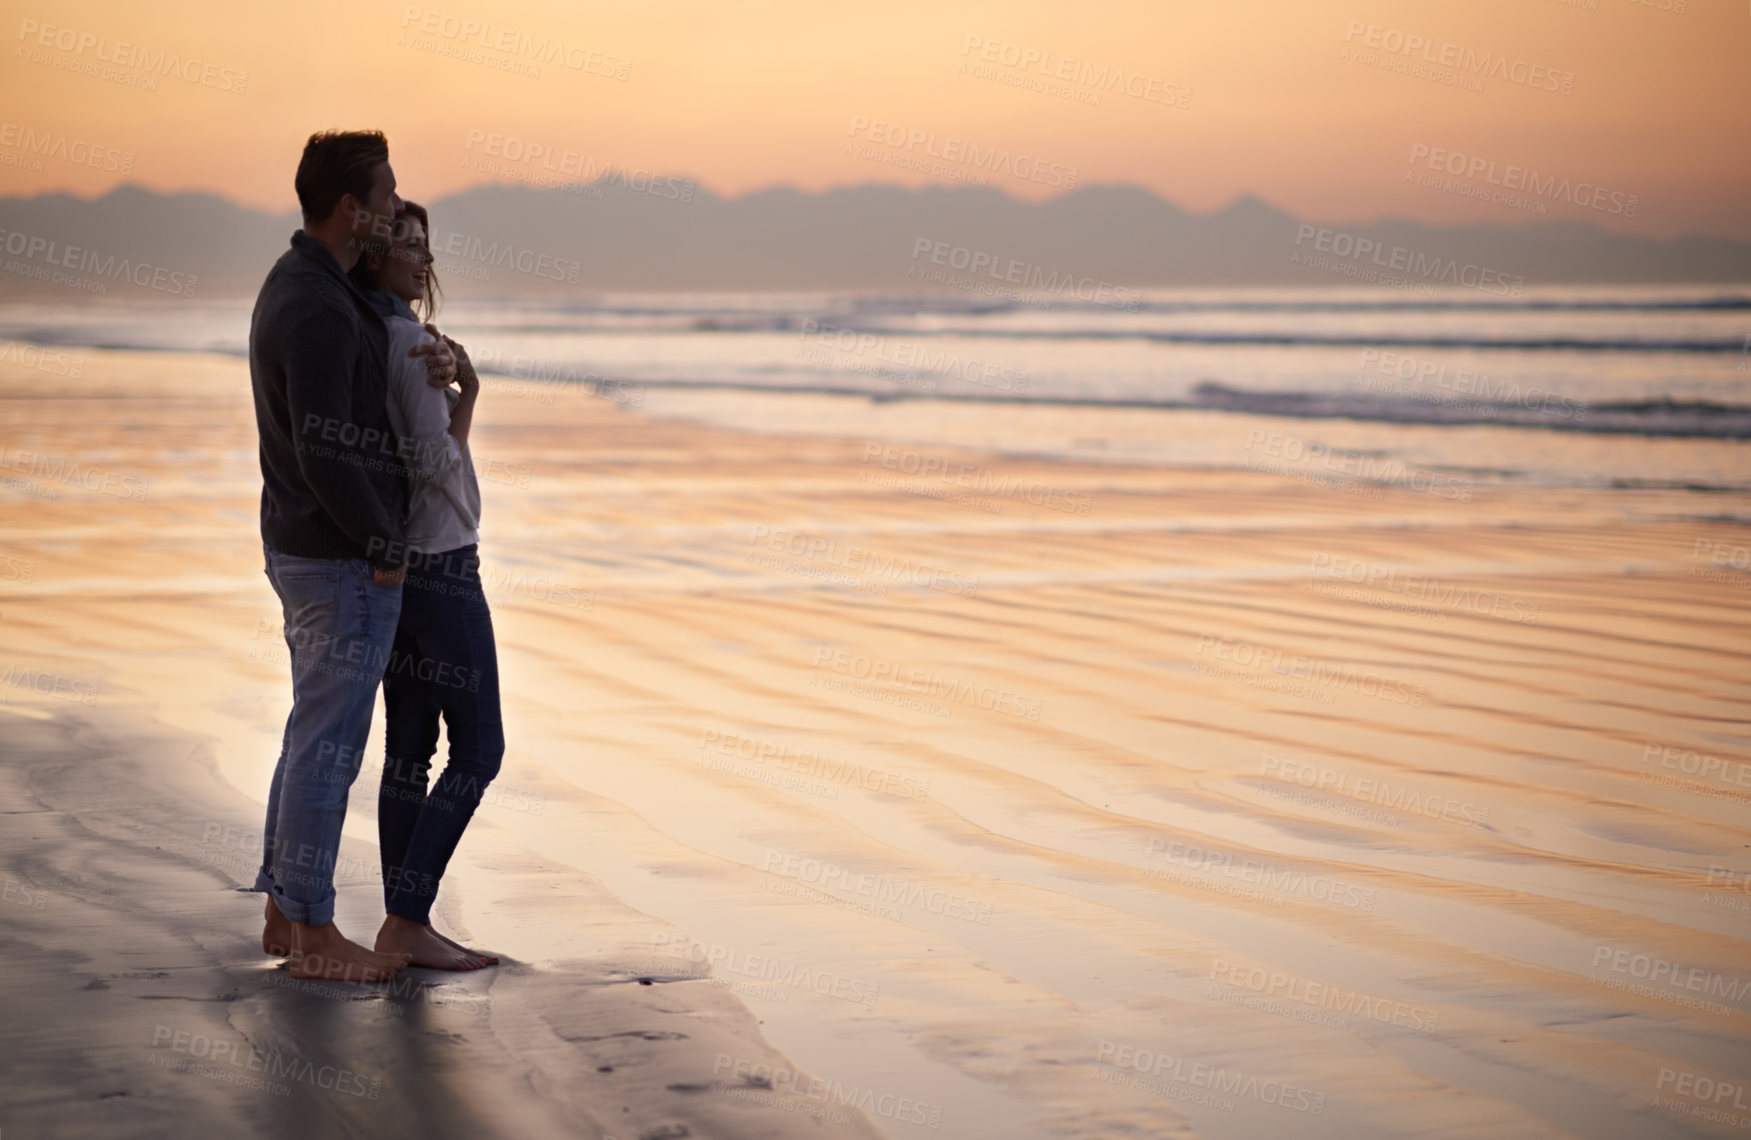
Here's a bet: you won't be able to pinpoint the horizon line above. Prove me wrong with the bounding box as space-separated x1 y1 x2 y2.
3 179 1745 248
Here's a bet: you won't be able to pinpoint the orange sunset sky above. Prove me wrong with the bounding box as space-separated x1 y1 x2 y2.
2 0 1747 240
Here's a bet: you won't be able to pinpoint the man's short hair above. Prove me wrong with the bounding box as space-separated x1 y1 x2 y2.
295 130 389 225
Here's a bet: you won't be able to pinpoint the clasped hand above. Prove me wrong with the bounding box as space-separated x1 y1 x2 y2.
407 323 477 392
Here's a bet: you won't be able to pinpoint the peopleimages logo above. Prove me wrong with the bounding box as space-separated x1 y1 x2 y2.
16 19 250 93
0 340 83 377
762 848 995 924
150 1025 381 1098
748 525 979 597
1261 753 1493 827
1194 632 1431 708
1293 225 1524 297
0 664 100 705
1244 428 1473 502
846 116 1078 188
1358 348 1588 421
1590 945 1751 1012
711 1055 944 1129
0 445 149 500
462 130 695 201
959 35 1191 108
811 645 1045 721
1640 740 1751 797
1341 21 1575 95
399 8 631 79
1656 1067 1749 1112
0 227 199 297
1307 552 1541 625
699 729 930 801
1143 836 1378 910
432 230 582 283
0 122 134 173
645 934 881 1008
1096 1040 1327 1114
908 237 1143 311
1407 143 1638 217
1208 958 1441 1033
860 444 1091 515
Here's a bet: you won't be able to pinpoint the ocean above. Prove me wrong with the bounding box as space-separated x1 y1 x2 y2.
4 284 1749 491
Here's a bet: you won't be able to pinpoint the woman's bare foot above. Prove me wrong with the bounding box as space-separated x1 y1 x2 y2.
285 920 411 983
262 896 293 957
429 926 499 965
375 914 494 970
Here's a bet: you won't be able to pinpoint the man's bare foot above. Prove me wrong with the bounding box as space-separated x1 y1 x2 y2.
285 919 411 983
375 914 494 970
262 896 293 957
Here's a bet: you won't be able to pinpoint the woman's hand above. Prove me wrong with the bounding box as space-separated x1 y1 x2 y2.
445 333 480 396
421 323 482 450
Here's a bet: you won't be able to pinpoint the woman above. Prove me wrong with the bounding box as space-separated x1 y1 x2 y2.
350 202 502 971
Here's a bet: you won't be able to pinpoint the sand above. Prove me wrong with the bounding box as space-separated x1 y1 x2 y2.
2 345 1749 1139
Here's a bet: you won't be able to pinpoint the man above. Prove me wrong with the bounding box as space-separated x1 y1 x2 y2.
248 129 455 982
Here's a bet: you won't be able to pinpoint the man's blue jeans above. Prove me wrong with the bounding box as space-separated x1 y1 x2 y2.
254 547 402 927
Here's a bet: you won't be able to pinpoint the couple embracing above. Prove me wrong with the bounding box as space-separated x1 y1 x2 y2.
248 129 501 982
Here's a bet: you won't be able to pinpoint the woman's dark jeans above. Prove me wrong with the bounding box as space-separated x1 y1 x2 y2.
380 544 504 924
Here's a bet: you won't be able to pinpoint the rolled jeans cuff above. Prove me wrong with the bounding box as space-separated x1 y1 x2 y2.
252 870 334 927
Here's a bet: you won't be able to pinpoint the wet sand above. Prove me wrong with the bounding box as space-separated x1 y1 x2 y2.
2 346 1750 1139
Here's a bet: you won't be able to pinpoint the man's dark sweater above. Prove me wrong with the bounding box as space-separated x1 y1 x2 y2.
250 231 406 572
